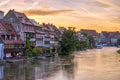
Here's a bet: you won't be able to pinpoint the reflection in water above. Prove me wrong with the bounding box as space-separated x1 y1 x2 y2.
0 66 3 80
73 47 120 80
3 47 120 80
3 57 74 80
35 57 74 80
4 62 26 80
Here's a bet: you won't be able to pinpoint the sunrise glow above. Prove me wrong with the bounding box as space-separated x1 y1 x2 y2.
1 0 120 32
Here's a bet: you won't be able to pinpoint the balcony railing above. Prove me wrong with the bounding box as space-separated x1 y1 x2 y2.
30 38 36 41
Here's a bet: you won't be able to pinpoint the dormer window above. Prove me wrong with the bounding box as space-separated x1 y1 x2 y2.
19 17 23 18
19 17 23 22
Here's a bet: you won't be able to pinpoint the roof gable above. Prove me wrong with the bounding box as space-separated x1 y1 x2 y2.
12 10 32 25
29 19 40 27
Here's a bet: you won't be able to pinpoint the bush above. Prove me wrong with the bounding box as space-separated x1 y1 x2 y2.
32 47 42 57
117 50 120 54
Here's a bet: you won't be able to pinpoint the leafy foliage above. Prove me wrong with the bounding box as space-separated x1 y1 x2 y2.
59 27 95 55
60 27 79 55
44 48 51 53
32 47 42 57
76 41 88 50
24 36 33 58
117 38 120 45
88 35 95 48
117 50 120 54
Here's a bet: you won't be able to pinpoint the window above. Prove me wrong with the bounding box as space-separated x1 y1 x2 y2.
7 35 10 40
10 18 13 23
44 41 50 44
1 35 5 39
16 26 19 32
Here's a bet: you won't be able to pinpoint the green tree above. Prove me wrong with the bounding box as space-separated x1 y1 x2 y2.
24 36 33 58
117 39 120 53
60 27 78 55
117 38 120 46
77 41 88 50
88 35 95 48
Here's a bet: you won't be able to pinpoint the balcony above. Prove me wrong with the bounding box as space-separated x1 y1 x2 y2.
30 38 36 41
50 41 55 44
44 38 51 41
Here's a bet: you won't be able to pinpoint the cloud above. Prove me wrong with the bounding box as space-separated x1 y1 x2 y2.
24 0 33 3
27 0 40 10
24 9 73 16
95 0 118 8
91 1 111 8
0 0 10 6
79 7 103 19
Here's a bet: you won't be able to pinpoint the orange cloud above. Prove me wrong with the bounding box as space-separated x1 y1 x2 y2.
24 9 73 16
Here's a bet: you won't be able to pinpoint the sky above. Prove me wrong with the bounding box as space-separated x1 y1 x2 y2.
0 0 120 32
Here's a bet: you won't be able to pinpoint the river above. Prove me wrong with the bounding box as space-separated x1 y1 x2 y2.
1 47 120 80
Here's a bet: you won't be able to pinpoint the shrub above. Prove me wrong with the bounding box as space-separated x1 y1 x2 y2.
32 47 42 57
117 50 120 54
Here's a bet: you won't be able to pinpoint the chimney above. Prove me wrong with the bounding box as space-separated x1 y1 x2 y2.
0 11 4 20
12 9 15 11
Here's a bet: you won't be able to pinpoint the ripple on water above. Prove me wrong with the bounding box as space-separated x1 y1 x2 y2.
2 47 120 80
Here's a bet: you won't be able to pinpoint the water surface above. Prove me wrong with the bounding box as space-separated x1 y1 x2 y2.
1 47 120 80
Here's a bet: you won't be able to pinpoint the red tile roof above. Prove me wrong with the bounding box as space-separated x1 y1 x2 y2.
1 22 17 35
102 31 120 39
80 29 99 36
0 23 7 34
14 11 26 18
12 10 32 25
0 22 17 35
29 19 40 27
0 22 24 44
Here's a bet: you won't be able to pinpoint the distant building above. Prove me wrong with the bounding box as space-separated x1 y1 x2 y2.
30 19 44 47
42 23 60 48
59 27 66 35
80 29 99 45
100 31 109 45
109 32 120 46
100 31 120 46
76 31 87 41
100 33 106 44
